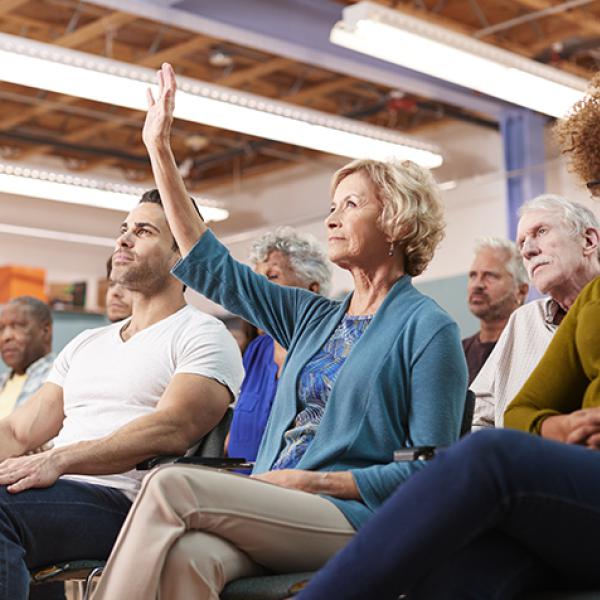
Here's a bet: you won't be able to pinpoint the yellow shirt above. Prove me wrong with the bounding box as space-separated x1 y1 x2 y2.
0 373 27 419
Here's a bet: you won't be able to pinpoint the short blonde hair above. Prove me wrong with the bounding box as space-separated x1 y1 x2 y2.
330 159 445 276
554 72 600 196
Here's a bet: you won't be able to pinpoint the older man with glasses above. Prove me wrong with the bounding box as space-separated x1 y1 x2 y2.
472 193 600 429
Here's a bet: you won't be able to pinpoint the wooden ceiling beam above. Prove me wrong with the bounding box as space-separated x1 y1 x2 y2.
56 11 136 49
0 11 137 132
217 57 295 87
137 35 215 67
284 76 357 104
0 0 30 17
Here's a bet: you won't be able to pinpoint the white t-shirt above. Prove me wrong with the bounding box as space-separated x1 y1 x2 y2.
47 305 243 499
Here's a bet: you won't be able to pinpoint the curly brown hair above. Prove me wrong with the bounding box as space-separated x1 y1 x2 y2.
554 72 600 197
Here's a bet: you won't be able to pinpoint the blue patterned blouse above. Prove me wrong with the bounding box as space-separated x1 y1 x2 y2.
271 314 373 470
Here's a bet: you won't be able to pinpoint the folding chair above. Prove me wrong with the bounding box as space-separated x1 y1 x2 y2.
29 408 235 598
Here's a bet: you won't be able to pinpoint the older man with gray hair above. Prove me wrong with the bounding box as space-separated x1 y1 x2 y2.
472 194 600 429
462 237 529 384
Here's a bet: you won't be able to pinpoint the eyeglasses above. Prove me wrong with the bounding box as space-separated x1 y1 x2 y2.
586 179 600 190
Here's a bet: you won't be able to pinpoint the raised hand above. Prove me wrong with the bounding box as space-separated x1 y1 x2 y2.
142 62 177 149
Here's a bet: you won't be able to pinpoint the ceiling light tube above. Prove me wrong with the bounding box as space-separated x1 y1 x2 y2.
0 222 115 247
0 161 229 221
330 1 587 119
0 32 443 168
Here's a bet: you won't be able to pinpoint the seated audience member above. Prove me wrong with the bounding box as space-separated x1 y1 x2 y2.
90 63 466 600
104 255 133 322
0 296 54 419
227 227 332 462
224 317 258 355
473 195 600 428
0 190 243 600
462 237 528 384
292 71 600 600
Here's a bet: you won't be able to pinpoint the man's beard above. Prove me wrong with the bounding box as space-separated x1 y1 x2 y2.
112 259 170 297
472 290 518 322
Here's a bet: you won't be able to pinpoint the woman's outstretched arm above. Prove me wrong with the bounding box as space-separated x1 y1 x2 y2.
142 62 206 257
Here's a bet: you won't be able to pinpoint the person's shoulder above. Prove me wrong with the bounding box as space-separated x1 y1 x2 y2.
461 332 478 349
510 298 547 322
68 321 120 346
563 275 600 317
246 333 272 352
55 321 121 360
582 275 600 300
175 305 228 330
406 284 458 329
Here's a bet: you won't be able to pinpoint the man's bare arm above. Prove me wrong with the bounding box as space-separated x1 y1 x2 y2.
0 373 230 492
0 383 64 461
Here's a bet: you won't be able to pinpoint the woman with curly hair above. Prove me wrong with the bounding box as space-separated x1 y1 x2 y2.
295 74 600 600
90 63 466 600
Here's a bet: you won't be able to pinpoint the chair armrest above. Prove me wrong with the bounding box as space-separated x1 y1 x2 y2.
136 455 182 470
393 446 437 461
136 456 254 471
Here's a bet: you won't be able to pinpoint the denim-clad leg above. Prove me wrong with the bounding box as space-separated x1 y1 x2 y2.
297 429 600 600
0 478 131 600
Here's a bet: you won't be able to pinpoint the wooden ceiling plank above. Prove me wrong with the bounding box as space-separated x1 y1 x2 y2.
218 57 294 87
0 11 137 134
0 0 30 17
57 11 137 49
137 35 214 67
285 76 356 103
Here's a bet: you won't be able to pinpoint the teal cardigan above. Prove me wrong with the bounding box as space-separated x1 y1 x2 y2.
173 231 467 529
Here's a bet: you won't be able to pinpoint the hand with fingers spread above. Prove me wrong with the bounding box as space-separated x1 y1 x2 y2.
0 450 62 494
142 62 177 150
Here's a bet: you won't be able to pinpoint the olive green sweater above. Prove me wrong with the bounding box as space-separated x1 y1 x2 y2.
505 276 600 434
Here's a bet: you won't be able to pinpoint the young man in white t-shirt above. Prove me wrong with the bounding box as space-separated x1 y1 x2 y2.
0 190 244 600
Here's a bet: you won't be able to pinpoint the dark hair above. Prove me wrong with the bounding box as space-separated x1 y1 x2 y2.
8 296 52 325
139 189 203 252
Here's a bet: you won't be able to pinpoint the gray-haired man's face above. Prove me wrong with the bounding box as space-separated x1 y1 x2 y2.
517 209 587 296
467 247 521 323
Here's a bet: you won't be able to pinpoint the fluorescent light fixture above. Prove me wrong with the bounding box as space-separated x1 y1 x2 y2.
0 162 229 222
0 222 115 247
331 1 587 119
0 32 443 168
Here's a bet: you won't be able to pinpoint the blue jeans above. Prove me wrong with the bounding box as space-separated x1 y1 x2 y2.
0 478 131 600
297 429 600 600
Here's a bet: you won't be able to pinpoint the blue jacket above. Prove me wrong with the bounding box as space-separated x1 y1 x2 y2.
173 231 467 529
228 334 278 462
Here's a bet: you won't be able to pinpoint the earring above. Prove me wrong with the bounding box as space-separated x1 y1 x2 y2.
388 242 394 257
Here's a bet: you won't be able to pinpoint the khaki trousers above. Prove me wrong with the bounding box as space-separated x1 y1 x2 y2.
92 465 355 600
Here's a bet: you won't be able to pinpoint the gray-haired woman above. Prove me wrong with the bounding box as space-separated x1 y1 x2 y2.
226 227 332 462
